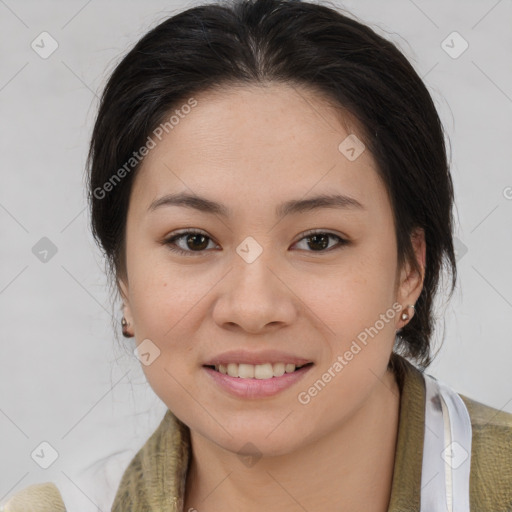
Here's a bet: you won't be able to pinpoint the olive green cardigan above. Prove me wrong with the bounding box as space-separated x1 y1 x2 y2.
2 357 512 511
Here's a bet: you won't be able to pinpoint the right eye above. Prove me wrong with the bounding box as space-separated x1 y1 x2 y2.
163 229 218 256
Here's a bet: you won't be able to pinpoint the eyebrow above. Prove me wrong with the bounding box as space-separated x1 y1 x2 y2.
147 192 365 218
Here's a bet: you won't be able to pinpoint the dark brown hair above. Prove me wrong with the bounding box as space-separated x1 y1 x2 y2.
87 0 457 370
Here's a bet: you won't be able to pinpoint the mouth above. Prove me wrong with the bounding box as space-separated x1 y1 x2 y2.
203 362 314 380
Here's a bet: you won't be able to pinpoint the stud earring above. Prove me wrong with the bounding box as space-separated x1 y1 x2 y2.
400 304 416 322
121 316 133 338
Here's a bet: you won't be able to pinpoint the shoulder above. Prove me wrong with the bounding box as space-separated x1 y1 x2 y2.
459 393 512 510
0 482 66 511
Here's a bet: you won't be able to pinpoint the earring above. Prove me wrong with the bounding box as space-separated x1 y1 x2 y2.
400 304 415 322
121 316 133 338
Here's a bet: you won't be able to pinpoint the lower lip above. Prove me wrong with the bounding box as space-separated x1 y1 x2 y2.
203 364 313 399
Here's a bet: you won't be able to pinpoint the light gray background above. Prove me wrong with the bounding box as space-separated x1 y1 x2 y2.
1 0 511 510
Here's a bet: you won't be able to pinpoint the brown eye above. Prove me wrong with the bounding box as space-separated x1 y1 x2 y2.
183 233 209 251
306 233 330 251
164 229 217 255
163 229 349 256
293 230 349 252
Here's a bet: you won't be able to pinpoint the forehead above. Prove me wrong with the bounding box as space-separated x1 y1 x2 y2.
130 82 388 218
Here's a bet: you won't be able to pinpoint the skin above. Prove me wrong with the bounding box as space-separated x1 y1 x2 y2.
119 82 425 511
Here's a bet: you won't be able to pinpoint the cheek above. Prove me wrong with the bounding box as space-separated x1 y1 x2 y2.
304 245 398 361
127 262 217 374
128 256 208 335
128 273 201 409
299 248 396 321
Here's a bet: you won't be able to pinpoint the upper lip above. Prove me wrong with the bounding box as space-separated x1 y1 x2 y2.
203 349 313 367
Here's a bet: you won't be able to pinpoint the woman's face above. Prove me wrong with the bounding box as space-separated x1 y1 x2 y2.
119 83 425 456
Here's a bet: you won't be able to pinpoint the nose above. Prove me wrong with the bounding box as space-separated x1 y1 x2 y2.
211 252 299 334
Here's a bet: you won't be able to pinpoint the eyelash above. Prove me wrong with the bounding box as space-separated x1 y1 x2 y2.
162 228 349 256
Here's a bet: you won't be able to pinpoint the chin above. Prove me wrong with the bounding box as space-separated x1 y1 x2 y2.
222 432 304 460
213 419 313 456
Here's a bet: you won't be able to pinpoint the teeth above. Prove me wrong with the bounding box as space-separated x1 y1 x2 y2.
227 363 238 377
254 363 273 379
239 363 255 378
214 362 304 379
273 363 285 377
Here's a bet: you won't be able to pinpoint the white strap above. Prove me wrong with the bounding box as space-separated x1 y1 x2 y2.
420 373 472 512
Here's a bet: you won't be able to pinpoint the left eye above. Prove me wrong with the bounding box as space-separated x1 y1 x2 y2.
163 229 348 256
293 230 348 252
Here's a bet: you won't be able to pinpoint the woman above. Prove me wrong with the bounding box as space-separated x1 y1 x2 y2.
2 0 511 510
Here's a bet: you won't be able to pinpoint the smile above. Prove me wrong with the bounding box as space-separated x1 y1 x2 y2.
203 362 314 399
206 362 313 379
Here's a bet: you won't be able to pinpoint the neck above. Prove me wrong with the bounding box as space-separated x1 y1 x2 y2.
184 369 401 512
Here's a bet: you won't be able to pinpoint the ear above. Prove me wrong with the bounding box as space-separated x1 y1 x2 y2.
395 227 426 329
118 277 135 336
